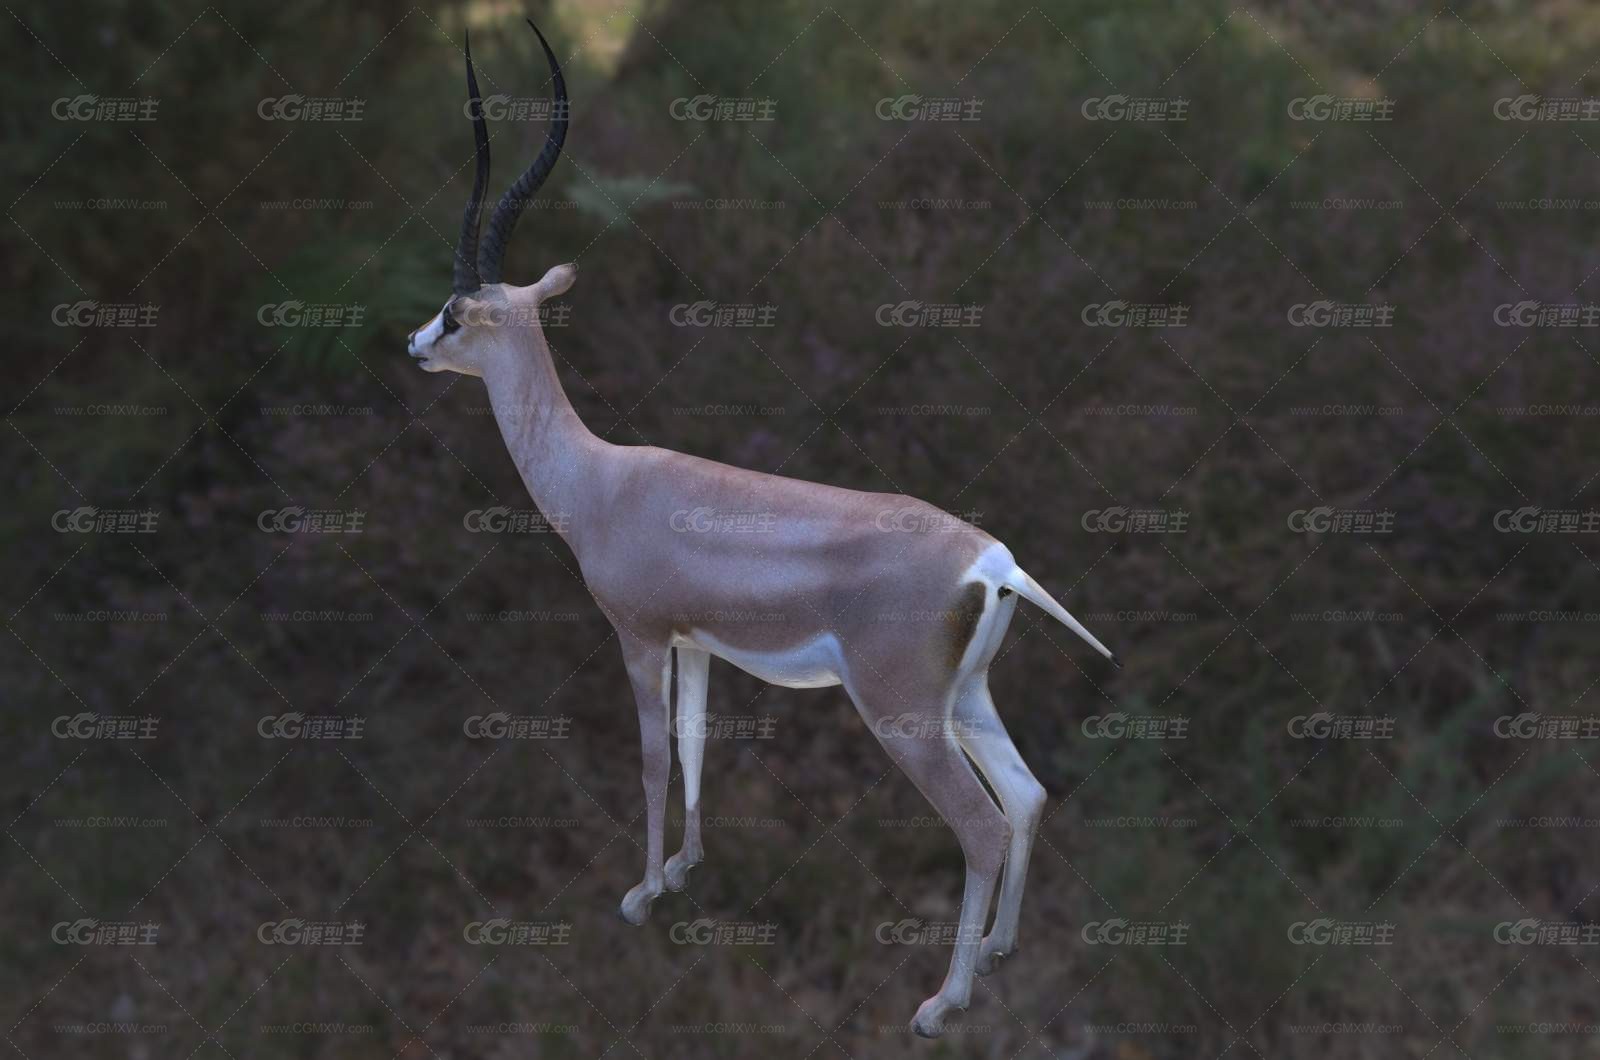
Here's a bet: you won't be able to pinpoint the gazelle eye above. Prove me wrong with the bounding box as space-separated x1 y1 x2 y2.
441 304 461 335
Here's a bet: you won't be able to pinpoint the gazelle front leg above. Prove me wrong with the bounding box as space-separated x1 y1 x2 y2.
618 634 673 925
665 646 710 891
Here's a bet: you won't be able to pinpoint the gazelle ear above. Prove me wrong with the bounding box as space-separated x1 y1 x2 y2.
533 262 577 300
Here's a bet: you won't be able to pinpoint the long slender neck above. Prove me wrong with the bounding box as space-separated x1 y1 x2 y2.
480 321 604 540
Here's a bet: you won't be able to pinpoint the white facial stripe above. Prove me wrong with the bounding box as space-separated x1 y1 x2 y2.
413 309 446 348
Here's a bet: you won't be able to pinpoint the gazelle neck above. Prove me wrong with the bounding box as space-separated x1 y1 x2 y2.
480 320 604 540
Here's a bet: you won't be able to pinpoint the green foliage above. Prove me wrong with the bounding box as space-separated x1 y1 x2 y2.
569 174 696 224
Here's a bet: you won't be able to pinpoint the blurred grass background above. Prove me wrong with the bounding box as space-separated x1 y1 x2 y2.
4 0 1600 1056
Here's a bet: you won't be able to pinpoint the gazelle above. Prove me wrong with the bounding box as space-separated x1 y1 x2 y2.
409 20 1120 1039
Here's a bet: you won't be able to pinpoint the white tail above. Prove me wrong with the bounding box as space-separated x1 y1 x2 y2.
1005 567 1120 668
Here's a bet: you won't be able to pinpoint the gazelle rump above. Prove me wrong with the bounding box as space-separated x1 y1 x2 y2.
409 21 1119 1039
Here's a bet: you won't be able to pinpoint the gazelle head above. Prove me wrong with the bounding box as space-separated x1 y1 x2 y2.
408 19 572 376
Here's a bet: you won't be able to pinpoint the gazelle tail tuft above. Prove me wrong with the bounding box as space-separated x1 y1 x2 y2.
1003 567 1118 665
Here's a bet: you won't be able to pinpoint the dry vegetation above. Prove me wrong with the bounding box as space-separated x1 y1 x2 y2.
5 0 1600 1056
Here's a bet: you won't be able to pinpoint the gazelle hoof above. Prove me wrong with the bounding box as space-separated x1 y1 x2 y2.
976 936 1014 976
663 852 700 891
910 996 955 1038
618 882 659 925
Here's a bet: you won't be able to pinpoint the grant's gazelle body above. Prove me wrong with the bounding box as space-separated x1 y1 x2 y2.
409 21 1119 1039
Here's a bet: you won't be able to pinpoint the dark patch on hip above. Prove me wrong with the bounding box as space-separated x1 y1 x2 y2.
946 581 988 670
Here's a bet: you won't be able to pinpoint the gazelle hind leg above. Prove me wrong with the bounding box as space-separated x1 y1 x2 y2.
665 646 710 891
954 675 1047 975
853 681 1011 1039
618 635 673 924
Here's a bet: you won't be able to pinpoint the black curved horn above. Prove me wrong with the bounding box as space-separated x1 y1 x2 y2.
477 18 567 285
453 29 491 295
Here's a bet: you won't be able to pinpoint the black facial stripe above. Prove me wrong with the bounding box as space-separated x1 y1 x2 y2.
441 304 461 335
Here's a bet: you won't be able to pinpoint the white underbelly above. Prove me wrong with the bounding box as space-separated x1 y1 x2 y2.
674 629 844 689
